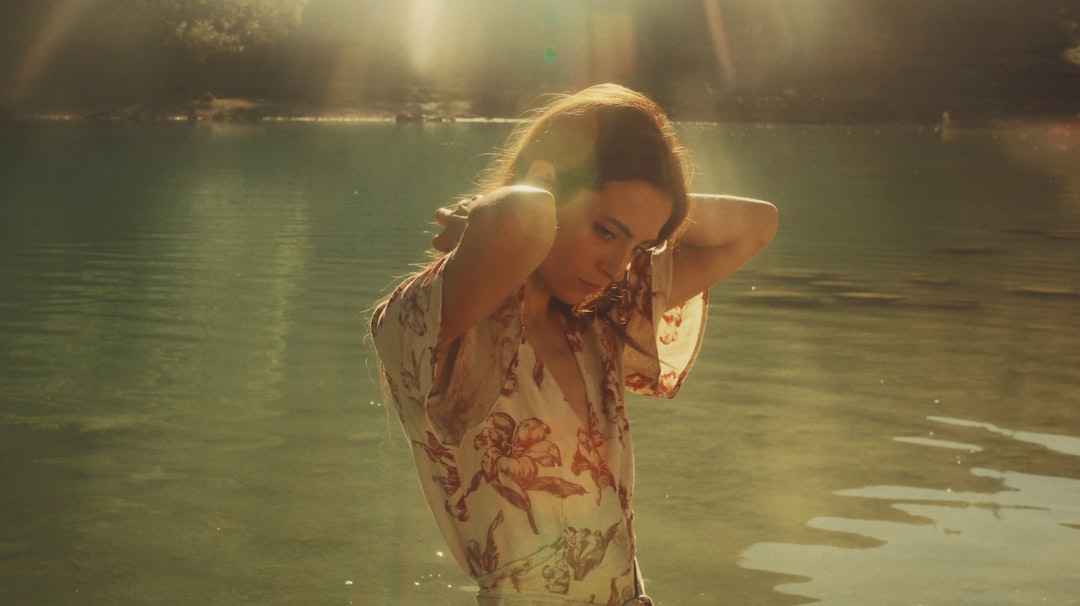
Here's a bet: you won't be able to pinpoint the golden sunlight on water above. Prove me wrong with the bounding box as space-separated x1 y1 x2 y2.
0 121 1077 605
739 414 1080 605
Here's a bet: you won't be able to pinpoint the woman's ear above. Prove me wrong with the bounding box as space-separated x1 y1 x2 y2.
524 160 557 189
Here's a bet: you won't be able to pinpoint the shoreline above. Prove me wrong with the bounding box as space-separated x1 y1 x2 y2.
2 94 1077 129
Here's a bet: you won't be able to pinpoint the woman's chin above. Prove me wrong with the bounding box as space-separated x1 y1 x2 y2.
553 295 585 308
551 281 606 309
552 291 589 309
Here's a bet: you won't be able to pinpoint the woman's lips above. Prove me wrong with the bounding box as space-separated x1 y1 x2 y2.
580 279 603 293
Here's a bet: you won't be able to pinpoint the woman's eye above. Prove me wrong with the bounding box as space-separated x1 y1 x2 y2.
594 224 615 240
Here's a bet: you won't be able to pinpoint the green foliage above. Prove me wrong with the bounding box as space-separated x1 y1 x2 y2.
158 0 311 60
1063 17 1080 66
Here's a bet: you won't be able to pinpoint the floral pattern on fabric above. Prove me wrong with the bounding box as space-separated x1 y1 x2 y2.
370 245 707 603
572 426 615 504
412 430 462 514
461 413 588 534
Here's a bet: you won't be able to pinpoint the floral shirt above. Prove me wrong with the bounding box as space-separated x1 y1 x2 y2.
370 245 706 605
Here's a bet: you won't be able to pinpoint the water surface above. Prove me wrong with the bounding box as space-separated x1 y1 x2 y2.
1 120 1078 605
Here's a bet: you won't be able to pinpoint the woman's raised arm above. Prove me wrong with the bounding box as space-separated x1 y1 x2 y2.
668 194 778 308
438 186 556 349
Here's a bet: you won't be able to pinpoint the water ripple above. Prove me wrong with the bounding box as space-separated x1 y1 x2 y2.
739 417 1080 605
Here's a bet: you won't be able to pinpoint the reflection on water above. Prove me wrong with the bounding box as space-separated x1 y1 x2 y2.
0 121 1078 605
739 416 1080 605
928 416 1080 457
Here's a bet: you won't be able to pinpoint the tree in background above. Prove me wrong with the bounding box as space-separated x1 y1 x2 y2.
156 0 311 61
1063 12 1080 66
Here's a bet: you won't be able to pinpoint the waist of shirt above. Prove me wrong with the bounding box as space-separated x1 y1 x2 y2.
476 590 653 606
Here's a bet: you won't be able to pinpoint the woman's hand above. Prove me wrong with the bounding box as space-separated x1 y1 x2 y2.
432 197 476 253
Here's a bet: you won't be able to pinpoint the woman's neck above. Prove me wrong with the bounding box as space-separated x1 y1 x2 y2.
523 279 552 322
525 275 574 330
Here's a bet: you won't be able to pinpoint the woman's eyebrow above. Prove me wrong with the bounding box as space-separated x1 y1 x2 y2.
604 216 659 246
603 216 635 239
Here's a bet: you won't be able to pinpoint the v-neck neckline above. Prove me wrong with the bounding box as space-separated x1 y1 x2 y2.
557 313 594 430
522 313 594 430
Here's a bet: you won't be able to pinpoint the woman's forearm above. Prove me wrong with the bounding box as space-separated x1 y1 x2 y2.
678 194 779 252
666 194 778 307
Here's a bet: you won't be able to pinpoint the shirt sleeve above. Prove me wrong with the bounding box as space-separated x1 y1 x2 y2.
370 256 523 446
621 243 708 397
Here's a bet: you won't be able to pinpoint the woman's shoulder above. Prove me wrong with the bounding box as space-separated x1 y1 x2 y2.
370 256 448 339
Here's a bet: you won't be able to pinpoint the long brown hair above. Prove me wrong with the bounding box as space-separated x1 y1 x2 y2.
479 84 693 350
476 83 692 245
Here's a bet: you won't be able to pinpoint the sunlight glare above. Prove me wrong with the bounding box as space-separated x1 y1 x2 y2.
406 0 444 77
5 0 93 106
703 0 736 88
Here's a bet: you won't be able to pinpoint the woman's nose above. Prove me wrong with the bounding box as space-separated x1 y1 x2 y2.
600 246 633 282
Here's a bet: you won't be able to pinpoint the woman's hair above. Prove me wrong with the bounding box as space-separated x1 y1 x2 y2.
473 85 692 353
476 83 692 244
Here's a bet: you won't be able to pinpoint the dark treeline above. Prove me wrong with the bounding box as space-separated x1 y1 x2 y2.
1 0 1079 123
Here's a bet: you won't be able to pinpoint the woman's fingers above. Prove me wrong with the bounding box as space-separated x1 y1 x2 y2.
432 210 468 252
431 197 476 251
434 206 454 226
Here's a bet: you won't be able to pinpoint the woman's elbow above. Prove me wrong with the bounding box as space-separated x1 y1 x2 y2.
480 187 557 253
743 201 778 255
758 202 779 247
515 187 558 239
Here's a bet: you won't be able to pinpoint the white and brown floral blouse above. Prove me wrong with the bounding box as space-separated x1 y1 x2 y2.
370 245 706 605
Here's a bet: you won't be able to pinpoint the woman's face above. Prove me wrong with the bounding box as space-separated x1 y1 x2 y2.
531 180 674 306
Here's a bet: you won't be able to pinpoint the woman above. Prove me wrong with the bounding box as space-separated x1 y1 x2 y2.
370 84 777 605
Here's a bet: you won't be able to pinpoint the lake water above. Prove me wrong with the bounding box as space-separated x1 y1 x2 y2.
1 119 1078 606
